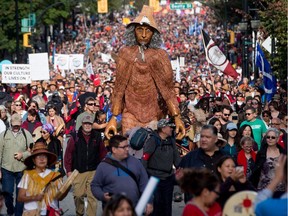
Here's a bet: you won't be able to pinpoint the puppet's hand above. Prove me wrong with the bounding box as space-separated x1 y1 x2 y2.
104 117 117 139
175 115 185 140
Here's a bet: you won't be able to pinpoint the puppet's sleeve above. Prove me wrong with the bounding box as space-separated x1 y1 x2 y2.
150 49 180 116
111 48 131 116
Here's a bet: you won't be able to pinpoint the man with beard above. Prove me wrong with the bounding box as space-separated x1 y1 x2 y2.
219 105 233 133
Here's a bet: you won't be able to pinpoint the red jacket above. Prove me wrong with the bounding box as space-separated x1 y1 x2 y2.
237 149 256 176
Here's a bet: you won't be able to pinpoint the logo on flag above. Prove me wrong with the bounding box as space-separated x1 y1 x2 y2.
201 30 238 79
255 43 276 102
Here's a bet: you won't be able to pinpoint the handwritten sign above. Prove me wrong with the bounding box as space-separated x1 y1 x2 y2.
2 64 31 83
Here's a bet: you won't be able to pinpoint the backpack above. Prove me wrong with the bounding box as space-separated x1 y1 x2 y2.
129 127 154 151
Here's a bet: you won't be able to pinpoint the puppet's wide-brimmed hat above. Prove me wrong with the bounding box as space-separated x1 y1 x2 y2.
127 5 160 33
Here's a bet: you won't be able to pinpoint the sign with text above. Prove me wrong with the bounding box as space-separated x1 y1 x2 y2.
170 3 192 10
2 64 31 83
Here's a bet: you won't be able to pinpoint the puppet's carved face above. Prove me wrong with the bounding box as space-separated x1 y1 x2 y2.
135 24 154 46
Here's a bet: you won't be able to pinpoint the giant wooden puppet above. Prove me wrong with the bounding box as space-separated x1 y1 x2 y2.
105 5 185 139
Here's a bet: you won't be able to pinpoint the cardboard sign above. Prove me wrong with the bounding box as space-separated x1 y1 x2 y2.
29 53 49 80
2 64 31 83
69 54 84 70
54 54 69 70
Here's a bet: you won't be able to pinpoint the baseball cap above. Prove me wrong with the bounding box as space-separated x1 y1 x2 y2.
157 118 175 129
226 122 238 131
11 113 22 126
82 114 94 124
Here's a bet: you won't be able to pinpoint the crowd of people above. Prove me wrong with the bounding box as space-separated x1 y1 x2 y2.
0 3 287 216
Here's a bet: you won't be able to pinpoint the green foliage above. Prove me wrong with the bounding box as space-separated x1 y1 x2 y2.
258 0 287 80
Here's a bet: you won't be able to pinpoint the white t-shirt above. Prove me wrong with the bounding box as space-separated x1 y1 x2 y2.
18 169 58 215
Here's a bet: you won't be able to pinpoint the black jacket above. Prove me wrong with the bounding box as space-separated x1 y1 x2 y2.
72 128 103 173
249 142 286 188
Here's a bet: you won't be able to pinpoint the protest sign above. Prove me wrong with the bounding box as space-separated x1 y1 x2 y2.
2 64 31 83
69 54 84 70
54 54 69 70
29 53 49 80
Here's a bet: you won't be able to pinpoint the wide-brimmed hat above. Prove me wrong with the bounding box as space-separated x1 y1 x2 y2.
24 141 57 168
127 5 160 33
216 133 227 148
55 74 64 80
48 81 57 87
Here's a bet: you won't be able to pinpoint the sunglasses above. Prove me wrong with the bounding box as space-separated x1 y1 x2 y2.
15 104 21 107
245 113 253 116
266 136 276 140
40 131 48 134
263 115 269 117
252 102 258 105
223 113 230 116
87 103 97 106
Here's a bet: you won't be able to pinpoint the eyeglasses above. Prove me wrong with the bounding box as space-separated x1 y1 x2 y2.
245 113 253 116
87 103 96 106
40 131 48 134
212 190 221 196
117 145 130 149
266 136 276 140
223 113 230 116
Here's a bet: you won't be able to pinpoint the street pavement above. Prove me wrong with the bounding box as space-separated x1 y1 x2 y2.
0 135 185 215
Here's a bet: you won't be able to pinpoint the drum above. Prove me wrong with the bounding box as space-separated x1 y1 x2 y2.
222 190 257 216
32 126 42 143
55 169 79 201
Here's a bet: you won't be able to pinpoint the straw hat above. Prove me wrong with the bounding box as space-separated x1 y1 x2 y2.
24 141 57 168
127 5 160 33
55 74 64 80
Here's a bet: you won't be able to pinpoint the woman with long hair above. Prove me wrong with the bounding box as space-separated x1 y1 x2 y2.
21 109 42 134
215 155 255 208
222 122 240 160
239 124 258 151
177 168 222 216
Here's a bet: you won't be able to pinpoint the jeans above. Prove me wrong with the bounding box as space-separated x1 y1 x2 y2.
1 168 24 216
151 175 174 216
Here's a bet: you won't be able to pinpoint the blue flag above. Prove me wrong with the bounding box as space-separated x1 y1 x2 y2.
255 43 277 102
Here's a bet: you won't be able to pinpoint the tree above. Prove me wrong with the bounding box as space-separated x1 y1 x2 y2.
257 0 287 80
0 0 70 61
